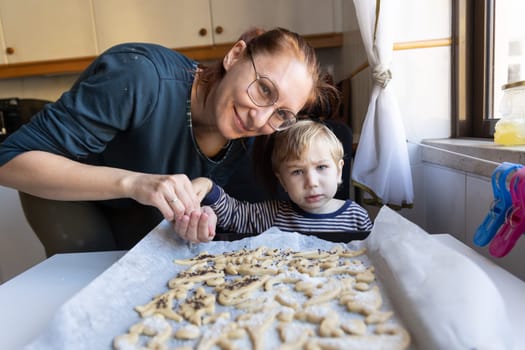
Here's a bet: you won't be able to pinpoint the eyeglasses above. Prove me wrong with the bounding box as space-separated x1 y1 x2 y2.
246 53 297 131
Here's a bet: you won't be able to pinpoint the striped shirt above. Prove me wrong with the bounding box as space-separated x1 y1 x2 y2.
202 184 373 234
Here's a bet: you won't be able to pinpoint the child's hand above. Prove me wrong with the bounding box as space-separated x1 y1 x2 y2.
201 205 217 238
192 177 213 202
173 205 216 243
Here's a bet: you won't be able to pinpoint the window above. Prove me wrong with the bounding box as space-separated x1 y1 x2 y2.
493 1 525 116
454 0 525 138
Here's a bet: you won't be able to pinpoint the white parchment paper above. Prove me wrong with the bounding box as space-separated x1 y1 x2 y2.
25 206 513 350
367 206 514 350
25 224 372 350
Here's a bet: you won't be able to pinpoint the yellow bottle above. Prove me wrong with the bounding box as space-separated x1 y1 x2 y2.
494 118 525 145
494 80 525 146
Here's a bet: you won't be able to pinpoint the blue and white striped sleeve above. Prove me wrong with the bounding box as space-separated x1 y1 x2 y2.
202 183 280 234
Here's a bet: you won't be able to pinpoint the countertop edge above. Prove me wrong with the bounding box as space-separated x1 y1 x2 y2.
420 138 525 178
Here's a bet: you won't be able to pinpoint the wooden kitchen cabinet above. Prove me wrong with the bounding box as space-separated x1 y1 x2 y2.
93 0 213 53
0 0 342 78
209 0 340 44
0 0 97 64
94 0 340 52
0 17 5 65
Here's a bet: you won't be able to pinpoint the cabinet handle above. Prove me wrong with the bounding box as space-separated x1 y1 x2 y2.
199 28 207 36
215 26 224 34
5 47 15 55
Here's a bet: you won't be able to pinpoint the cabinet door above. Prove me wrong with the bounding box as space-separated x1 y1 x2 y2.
0 0 97 63
93 0 213 53
210 0 337 44
0 16 6 65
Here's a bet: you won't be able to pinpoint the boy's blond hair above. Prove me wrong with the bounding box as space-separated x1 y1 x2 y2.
271 120 344 172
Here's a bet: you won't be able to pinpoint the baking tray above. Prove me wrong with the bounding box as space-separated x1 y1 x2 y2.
214 230 370 242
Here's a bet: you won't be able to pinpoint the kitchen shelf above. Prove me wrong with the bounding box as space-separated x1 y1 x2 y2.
0 33 342 79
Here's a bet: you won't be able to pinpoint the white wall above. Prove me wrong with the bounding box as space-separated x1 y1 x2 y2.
0 186 45 282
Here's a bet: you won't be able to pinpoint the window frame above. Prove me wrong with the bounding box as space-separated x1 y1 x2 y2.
453 0 496 138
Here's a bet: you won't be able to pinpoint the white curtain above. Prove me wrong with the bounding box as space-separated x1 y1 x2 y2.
351 0 414 207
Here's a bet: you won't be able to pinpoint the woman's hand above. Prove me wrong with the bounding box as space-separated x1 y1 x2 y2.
125 173 200 222
173 206 217 243
124 173 219 243
0 151 216 241
0 152 200 224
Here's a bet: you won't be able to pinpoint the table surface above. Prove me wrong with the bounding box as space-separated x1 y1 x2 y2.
0 250 126 350
1 235 524 350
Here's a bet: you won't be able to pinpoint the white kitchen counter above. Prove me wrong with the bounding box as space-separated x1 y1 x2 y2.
0 250 125 350
0 235 524 350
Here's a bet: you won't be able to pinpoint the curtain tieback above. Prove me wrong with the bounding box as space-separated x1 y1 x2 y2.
372 64 392 88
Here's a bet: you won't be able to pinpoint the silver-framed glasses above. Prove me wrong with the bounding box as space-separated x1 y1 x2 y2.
246 53 297 131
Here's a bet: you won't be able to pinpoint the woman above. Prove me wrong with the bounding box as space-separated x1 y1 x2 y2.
0 27 338 255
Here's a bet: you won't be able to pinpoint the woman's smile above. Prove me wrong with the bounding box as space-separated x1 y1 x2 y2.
233 105 253 134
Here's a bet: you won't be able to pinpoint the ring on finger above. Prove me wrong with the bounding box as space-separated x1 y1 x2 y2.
169 197 179 204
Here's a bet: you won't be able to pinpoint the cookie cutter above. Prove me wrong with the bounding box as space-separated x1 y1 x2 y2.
473 162 523 247
489 167 525 257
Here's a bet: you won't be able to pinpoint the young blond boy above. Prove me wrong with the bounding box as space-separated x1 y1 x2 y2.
190 120 372 237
